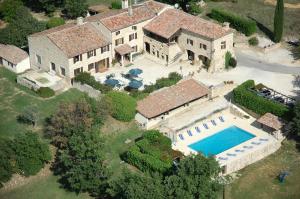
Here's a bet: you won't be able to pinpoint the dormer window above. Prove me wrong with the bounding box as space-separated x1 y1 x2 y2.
73 54 82 64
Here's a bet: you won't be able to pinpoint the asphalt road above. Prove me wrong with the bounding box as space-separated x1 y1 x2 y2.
235 51 300 75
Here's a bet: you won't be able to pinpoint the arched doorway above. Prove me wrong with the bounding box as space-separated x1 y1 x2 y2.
187 50 195 61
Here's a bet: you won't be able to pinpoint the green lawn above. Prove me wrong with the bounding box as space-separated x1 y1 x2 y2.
225 140 300 199
204 0 300 39
0 67 85 138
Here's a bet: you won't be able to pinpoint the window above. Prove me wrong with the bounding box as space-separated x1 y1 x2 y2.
36 54 41 64
187 39 193 46
74 67 83 76
200 43 207 50
115 38 124 46
101 45 109 53
132 26 137 30
132 45 137 52
87 49 96 58
8 62 14 68
73 54 82 64
88 63 94 71
221 41 226 49
116 31 120 35
61 67 65 76
51 62 55 71
129 33 137 41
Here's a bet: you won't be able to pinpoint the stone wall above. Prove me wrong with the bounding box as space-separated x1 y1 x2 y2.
72 82 101 98
17 75 40 91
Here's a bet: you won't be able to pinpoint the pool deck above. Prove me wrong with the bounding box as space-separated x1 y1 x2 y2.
172 108 281 174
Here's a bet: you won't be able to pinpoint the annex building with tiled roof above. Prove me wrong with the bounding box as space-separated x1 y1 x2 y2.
27 0 234 81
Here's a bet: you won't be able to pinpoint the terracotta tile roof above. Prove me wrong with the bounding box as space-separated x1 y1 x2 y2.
29 22 76 37
144 9 232 39
257 113 284 130
85 1 168 32
46 23 110 58
0 44 28 64
115 44 134 55
137 79 209 118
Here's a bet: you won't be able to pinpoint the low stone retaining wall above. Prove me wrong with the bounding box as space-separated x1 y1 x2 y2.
72 82 101 98
17 75 40 91
224 140 281 174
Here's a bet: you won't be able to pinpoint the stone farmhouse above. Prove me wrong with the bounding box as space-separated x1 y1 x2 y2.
28 0 234 82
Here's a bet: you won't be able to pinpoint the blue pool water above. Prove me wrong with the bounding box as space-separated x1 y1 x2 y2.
188 126 255 156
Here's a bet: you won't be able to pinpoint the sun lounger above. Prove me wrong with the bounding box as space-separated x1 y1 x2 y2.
218 157 228 160
203 123 209 129
251 141 261 145
187 130 193 136
179 134 184 140
259 138 269 142
211 120 217 126
243 145 253 149
226 153 236 157
195 126 201 133
219 116 225 122
235 149 245 153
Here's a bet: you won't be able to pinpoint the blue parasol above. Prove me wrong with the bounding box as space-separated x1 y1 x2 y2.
128 68 143 76
104 79 119 87
128 80 143 89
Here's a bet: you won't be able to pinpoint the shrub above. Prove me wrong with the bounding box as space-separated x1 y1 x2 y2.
106 91 136 122
248 37 259 46
36 87 55 98
229 57 237 68
46 17 65 29
225 51 232 69
233 80 291 118
17 106 38 126
210 8 257 36
74 72 112 93
111 1 122 9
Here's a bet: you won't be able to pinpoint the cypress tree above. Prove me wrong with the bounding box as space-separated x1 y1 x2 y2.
273 0 284 43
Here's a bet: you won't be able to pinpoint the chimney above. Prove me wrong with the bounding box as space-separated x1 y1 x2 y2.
128 6 133 16
222 22 230 31
76 17 84 25
122 0 129 9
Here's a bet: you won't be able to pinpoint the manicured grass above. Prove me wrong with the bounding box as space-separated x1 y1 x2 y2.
0 68 85 138
225 140 300 199
0 175 91 199
204 0 300 38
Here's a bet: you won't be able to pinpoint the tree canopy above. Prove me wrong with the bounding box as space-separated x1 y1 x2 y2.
64 0 88 19
273 0 284 42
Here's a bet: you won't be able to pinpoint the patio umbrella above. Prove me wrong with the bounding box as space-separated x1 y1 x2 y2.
104 79 119 87
128 80 143 89
128 68 143 76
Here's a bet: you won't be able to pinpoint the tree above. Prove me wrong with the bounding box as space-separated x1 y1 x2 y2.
54 130 109 196
45 100 93 149
64 0 88 19
157 0 196 13
291 102 300 136
164 154 221 199
108 171 165 199
10 132 51 176
0 140 14 188
17 106 39 126
105 91 136 122
273 0 284 43
0 6 46 47
0 0 23 22
46 17 65 29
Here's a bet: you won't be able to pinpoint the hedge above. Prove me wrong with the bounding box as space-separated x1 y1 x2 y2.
210 9 257 36
36 87 55 98
233 80 290 118
106 91 136 122
74 72 112 94
248 37 259 46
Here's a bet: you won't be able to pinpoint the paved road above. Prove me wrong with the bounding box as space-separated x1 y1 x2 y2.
236 51 300 74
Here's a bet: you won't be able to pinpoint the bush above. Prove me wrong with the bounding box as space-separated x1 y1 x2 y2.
106 91 136 122
233 80 291 118
36 87 55 98
225 51 232 69
17 106 38 126
46 17 65 29
74 72 112 93
210 8 257 36
248 37 259 46
229 57 237 68
111 1 122 9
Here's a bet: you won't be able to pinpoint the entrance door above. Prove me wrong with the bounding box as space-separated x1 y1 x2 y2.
187 50 195 61
145 42 150 53
95 59 107 73
50 62 56 71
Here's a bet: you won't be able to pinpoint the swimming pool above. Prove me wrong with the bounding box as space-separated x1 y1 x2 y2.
188 126 255 156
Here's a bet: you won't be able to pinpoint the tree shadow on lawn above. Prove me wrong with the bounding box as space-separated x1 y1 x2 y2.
248 16 274 41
